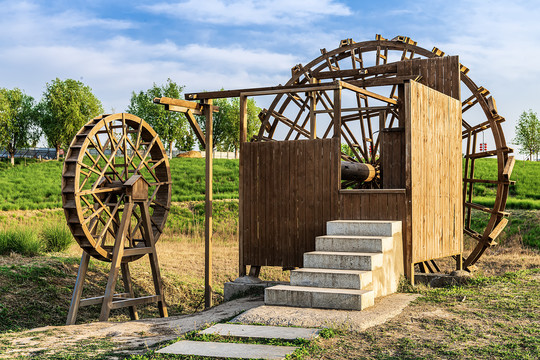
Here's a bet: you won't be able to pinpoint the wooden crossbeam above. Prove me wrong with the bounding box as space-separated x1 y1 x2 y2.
185 82 339 100
341 81 398 105
153 97 218 114
313 62 398 80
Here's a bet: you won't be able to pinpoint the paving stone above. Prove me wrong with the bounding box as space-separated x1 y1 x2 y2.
156 340 297 359
200 323 319 340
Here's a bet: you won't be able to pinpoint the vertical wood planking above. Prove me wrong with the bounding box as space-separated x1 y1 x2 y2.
408 81 462 265
280 140 290 266
239 138 339 268
297 140 306 265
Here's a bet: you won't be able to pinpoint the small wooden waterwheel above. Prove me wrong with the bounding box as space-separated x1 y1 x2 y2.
254 35 514 270
63 113 171 324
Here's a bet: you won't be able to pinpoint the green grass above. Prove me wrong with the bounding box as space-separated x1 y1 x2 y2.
0 159 63 210
0 228 42 256
0 261 75 332
309 268 540 360
0 157 238 211
170 158 239 202
468 209 540 249
40 223 73 252
466 158 540 209
0 157 537 210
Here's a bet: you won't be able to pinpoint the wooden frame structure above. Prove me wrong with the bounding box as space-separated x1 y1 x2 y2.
156 35 513 300
63 113 171 323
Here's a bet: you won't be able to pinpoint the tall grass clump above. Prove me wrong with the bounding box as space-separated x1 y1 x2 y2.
41 223 73 252
0 228 41 256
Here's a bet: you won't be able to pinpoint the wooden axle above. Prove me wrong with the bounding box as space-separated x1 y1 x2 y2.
341 161 376 182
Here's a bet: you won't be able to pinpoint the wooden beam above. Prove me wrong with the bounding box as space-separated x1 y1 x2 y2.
241 83 340 97
347 75 420 88
153 97 219 113
204 99 213 309
313 62 399 79
309 78 317 139
185 110 206 147
340 81 398 105
333 87 341 139
185 82 340 100
314 105 392 114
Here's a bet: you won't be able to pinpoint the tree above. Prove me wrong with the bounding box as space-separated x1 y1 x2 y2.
0 88 40 165
206 97 261 156
514 110 540 161
127 79 193 158
37 78 103 160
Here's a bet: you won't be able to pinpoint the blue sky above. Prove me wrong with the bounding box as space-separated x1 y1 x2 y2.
0 0 539 157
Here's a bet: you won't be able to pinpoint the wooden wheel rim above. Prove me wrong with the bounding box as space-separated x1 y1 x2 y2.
62 113 172 262
255 36 512 268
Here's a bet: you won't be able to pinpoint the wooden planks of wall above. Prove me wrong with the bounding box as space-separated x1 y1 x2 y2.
406 80 463 266
240 138 340 268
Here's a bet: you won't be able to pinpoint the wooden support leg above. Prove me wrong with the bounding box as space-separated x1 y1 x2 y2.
66 251 90 325
140 202 168 318
100 201 133 322
455 254 463 271
121 262 139 320
249 265 261 278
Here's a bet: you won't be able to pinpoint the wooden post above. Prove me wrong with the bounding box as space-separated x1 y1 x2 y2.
310 78 317 139
333 85 341 139
238 95 247 277
100 199 133 321
66 251 90 325
204 99 213 308
455 254 463 270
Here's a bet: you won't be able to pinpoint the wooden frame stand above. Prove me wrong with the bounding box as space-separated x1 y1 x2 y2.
66 193 168 325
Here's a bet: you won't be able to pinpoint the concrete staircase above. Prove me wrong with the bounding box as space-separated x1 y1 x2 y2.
265 220 403 311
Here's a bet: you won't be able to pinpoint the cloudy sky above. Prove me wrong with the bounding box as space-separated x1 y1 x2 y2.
0 0 538 156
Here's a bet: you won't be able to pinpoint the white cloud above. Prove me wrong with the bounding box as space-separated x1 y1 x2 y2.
142 0 351 26
0 1 134 46
0 36 297 113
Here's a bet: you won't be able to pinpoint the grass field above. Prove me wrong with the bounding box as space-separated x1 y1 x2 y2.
0 156 537 358
0 156 538 210
0 158 239 211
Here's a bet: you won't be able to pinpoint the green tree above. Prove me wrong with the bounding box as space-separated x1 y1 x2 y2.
37 78 103 160
205 97 261 156
127 79 193 158
514 110 540 161
0 88 40 166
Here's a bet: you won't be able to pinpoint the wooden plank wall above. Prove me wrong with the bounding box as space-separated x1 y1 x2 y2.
406 81 463 264
398 56 461 100
240 138 340 268
380 129 405 188
339 190 407 223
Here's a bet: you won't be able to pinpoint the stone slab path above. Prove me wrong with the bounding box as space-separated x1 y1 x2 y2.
157 340 298 359
200 323 320 340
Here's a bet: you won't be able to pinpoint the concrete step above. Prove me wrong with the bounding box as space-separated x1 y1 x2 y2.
316 235 392 253
327 220 401 237
265 284 374 310
303 251 383 271
290 268 372 290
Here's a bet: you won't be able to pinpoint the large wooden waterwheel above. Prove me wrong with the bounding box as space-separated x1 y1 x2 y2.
254 35 513 269
62 113 170 324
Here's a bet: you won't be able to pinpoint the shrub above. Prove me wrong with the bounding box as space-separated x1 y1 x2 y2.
41 224 73 252
0 228 41 256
